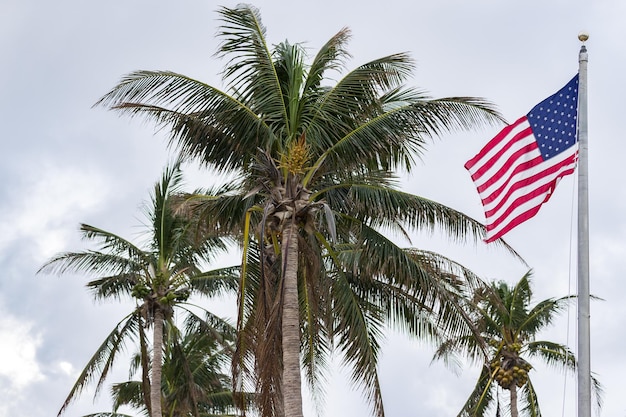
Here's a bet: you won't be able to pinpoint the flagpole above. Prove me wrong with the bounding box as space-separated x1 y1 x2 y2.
576 32 591 417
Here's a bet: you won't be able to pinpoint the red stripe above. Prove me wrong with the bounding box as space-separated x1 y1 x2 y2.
485 164 577 237
477 147 541 198
483 153 578 217
465 116 529 171
485 205 543 242
486 180 559 228
470 126 535 186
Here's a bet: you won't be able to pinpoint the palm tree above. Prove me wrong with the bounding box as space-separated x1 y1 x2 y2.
433 271 602 417
101 318 247 417
39 162 238 417
95 5 515 416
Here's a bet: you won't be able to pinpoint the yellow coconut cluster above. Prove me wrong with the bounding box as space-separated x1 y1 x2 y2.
280 134 311 175
489 343 532 390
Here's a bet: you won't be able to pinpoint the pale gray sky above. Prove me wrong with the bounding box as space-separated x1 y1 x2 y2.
1 1 624 416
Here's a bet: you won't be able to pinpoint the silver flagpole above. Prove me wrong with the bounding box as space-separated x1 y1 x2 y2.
577 32 591 417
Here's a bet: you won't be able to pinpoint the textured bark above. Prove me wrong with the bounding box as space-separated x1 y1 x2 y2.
151 307 164 417
510 386 518 417
281 220 303 417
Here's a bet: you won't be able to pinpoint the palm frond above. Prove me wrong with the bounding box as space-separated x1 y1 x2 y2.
302 27 351 93
321 239 386 417
525 341 575 370
38 248 145 279
58 312 140 416
519 380 541 417
458 365 496 417
85 273 137 301
216 5 288 141
96 70 270 173
189 265 240 297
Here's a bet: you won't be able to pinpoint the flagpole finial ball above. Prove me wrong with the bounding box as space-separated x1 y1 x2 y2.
578 32 589 42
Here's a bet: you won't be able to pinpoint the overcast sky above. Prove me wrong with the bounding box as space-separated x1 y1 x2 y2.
1 1 624 416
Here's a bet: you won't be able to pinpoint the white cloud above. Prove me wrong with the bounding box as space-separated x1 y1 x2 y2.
0 164 110 260
56 361 75 377
0 314 44 389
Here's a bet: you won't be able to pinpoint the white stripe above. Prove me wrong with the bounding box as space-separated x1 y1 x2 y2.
477 142 539 203
485 158 577 237
486 192 549 239
482 146 577 213
467 119 533 185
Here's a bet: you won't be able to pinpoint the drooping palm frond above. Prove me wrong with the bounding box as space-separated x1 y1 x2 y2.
110 380 145 412
188 265 240 297
525 340 575 370
315 178 523 259
519 380 541 417
322 241 387 417
459 364 497 417
96 70 270 173
57 312 141 416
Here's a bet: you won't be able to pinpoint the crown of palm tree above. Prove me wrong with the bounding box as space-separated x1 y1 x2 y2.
95 5 519 417
433 271 602 417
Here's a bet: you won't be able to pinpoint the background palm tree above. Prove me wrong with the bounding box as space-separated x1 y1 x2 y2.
433 271 602 417
95 5 516 417
39 162 237 417
100 319 247 417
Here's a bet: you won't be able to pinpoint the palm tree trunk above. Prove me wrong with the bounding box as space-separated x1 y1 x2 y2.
510 386 518 417
281 220 303 417
151 307 164 417
139 319 153 417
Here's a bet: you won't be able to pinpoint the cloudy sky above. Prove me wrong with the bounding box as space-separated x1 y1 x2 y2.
1 0 624 416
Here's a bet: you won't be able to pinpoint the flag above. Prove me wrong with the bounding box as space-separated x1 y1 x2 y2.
465 75 579 242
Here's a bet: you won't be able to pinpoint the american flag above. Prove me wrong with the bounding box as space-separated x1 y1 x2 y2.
465 75 579 242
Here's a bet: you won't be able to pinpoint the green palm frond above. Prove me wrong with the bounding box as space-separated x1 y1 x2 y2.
310 89 503 176
80 224 149 261
329 259 386 417
85 273 137 300
110 380 145 412
519 294 573 336
181 308 236 350
459 364 496 417
216 5 288 137
96 70 270 173
519 380 541 417
58 312 141 416
302 27 351 95
525 341 575 370
189 265 240 296
38 251 143 281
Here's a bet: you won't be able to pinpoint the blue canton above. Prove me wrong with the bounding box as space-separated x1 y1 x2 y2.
527 74 579 160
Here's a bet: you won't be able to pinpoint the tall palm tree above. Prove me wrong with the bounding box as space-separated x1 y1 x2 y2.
39 162 237 417
95 5 515 416
433 271 602 417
